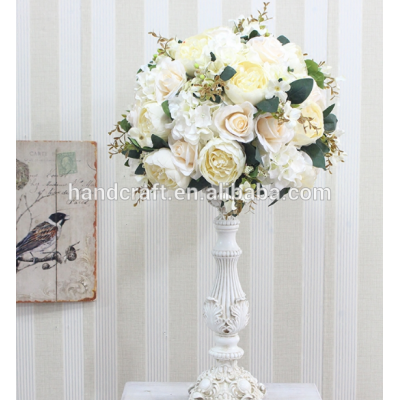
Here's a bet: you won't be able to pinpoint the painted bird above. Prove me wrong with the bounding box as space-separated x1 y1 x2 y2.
16 212 70 259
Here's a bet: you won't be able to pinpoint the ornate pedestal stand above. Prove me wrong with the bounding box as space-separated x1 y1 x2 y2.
189 214 266 400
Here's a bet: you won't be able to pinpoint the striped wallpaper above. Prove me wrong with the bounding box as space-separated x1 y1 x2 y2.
16 1 382 400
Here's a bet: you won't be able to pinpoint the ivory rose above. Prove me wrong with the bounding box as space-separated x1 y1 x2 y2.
226 61 269 105
198 137 245 186
143 148 191 189
169 139 198 176
255 114 294 153
247 36 286 64
213 101 257 143
155 58 187 103
292 101 324 147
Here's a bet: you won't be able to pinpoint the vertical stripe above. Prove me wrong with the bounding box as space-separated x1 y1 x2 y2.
16 2 34 400
143 0 169 382
145 198 169 381
197 0 222 33
168 199 198 381
16 305 35 400
115 0 146 396
357 1 383 399
273 0 305 383
302 0 328 391
251 0 276 36
323 1 339 399
30 0 60 140
335 1 363 399
169 0 197 40
222 0 251 26
197 198 218 374
59 2 84 399
250 200 274 383
92 0 117 398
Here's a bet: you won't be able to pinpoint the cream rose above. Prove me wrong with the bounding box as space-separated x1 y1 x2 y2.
226 61 268 105
284 43 308 77
198 137 245 186
155 58 186 104
306 80 327 110
144 148 190 189
175 33 211 75
169 139 198 176
247 36 286 64
255 114 294 153
291 101 324 147
213 101 257 143
128 101 169 147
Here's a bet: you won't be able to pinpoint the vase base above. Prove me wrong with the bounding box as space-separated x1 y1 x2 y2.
188 361 266 400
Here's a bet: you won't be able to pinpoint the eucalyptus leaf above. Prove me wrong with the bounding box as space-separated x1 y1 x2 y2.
220 66 237 81
124 159 130 167
210 52 216 61
324 114 338 133
315 138 330 154
256 97 279 113
249 30 260 39
161 100 172 120
187 176 211 191
134 164 146 175
323 104 335 118
300 143 326 170
151 134 169 149
269 187 290 207
286 78 313 105
255 146 263 166
242 143 260 167
277 35 290 45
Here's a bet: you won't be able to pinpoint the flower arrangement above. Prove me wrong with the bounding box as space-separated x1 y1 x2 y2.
108 3 345 215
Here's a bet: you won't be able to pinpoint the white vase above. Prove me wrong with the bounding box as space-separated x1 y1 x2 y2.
188 212 266 400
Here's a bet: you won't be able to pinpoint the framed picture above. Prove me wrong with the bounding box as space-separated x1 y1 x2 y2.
16 141 97 302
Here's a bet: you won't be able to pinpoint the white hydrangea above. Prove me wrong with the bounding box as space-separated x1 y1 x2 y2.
267 144 317 190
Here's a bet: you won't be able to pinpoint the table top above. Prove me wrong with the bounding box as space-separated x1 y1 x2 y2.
121 382 322 400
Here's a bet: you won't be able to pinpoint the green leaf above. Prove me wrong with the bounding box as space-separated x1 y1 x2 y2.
210 52 216 62
220 66 237 81
277 35 290 45
256 97 279 113
125 149 140 159
324 114 338 133
134 164 145 175
249 30 260 39
305 59 325 89
124 159 130 167
128 137 155 153
315 138 330 154
211 94 221 104
187 176 211 191
323 104 335 118
137 68 143 74
249 166 259 178
161 100 172 120
148 64 157 70
300 143 326 170
255 146 263 166
119 118 131 132
151 134 169 149
269 187 290 207
242 143 260 167
286 78 313 105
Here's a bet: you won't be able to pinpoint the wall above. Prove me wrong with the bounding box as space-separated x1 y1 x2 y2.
16 0 382 399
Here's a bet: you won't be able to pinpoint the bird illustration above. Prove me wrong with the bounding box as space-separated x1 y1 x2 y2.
16 212 70 259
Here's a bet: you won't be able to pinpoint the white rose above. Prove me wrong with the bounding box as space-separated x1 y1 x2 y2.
226 61 269 105
127 101 170 147
175 33 211 75
247 36 286 64
169 139 198 177
198 137 245 186
255 114 294 153
291 102 324 147
155 58 186 104
306 80 327 110
144 148 190 189
213 102 257 143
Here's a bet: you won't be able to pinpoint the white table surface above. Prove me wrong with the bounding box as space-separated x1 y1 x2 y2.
121 382 322 400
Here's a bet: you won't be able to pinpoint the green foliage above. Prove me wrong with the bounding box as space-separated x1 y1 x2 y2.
220 66 237 81
300 143 326 170
324 114 338 133
135 164 146 175
161 100 172 120
249 30 260 39
256 97 279 113
277 35 290 45
269 187 290 207
151 134 169 149
187 176 211 191
210 52 216 61
323 104 335 118
119 118 131 133
305 59 325 89
242 143 260 167
315 138 330 154
286 78 314 105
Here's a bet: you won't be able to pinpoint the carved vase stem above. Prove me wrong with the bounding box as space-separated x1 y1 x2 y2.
189 215 266 400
